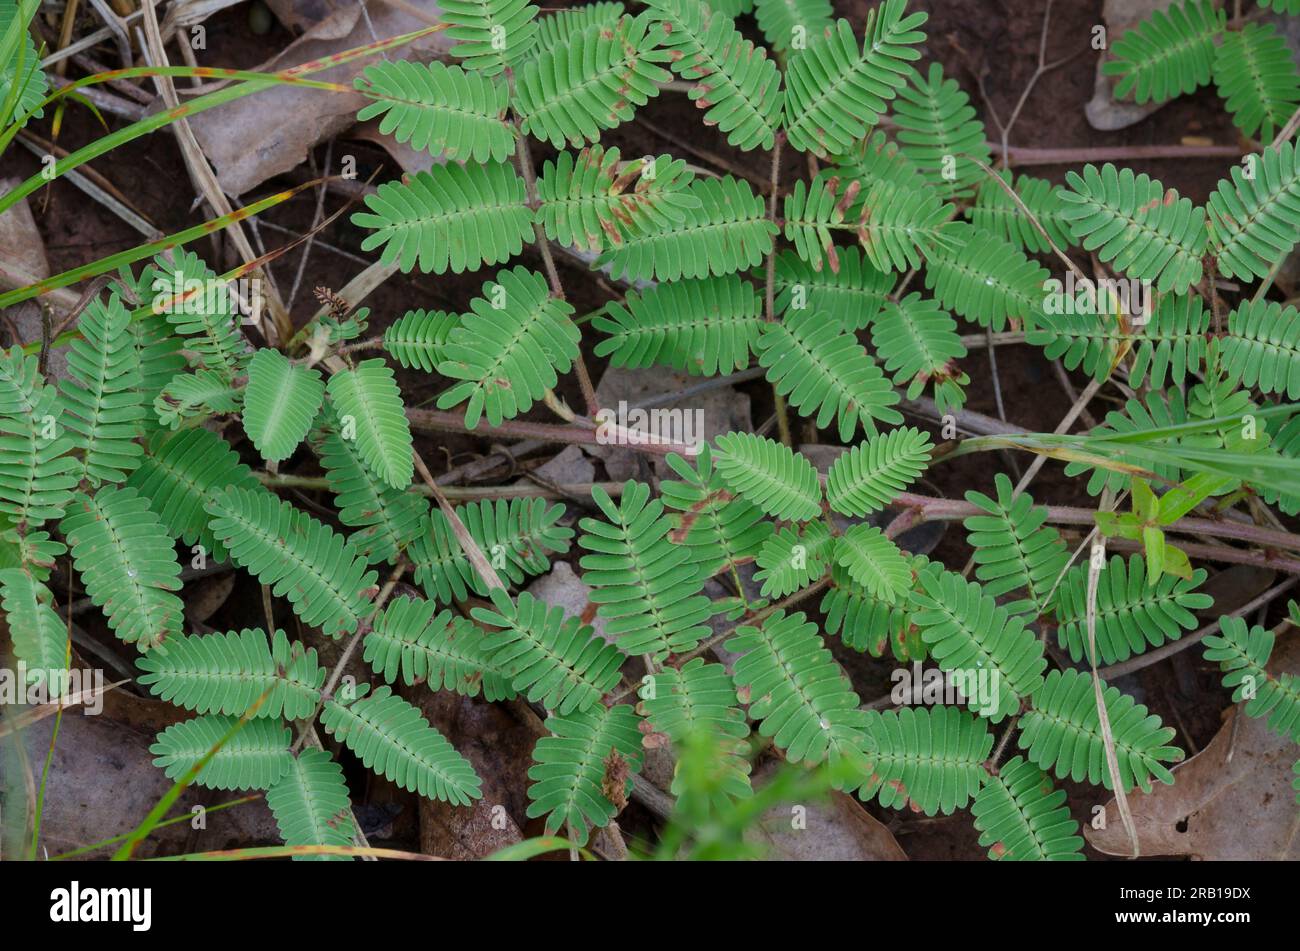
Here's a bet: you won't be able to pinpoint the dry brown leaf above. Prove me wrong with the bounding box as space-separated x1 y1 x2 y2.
1087 633 1300 859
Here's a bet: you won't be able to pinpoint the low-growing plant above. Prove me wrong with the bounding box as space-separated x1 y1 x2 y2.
3 0 1300 862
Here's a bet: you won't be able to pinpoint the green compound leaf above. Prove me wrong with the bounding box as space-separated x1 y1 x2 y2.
596 175 777 282
834 524 910 601
1203 615 1300 742
436 267 581 429
1056 163 1207 294
326 358 413 490
578 482 714 659
1019 668 1183 793
472 588 625 715
61 486 184 650
1053 553 1212 666
206 487 377 639
640 658 753 799
783 5 928 157
961 472 1069 618
351 161 533 275
354 60 514 162
536 145 698 254
826 426 932 517
266 749 358 861
322 684 483 805
592 275 763 377
1100 0 1224 104
755 307 902 441
150 716 293 791
971 756 1085 861
513 12 670 148
242 348 324 464
526 703 643 844
855 705 992 815
364 594 514 701
137 628 325 720
713 431 823 521
908 569 1048 722
725 609 869 767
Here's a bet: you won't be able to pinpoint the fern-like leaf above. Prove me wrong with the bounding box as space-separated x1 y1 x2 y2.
1019 668 1182 792
1202 615 1300 741
316 425 428 566
962 473 1069 617
660 446 773 578
61 487 184 650
922 223 1049 331
441 0 539 75
891 62 991 197
1214 21 1300 141
535 2 625 53
647 0 785 150
354 60 513 162
0 568 68 695
871 294 968 413
769 246 896 332
384 309 461 372
755 307 902 440
1053 553 1212 665
641 658 753 799
513 13 670 148
206 487 377 638
151 716 293 791
59 293 145 486
436 267 581 428
1028 289 1209 390
1208 140 1300 281
364 595 514 701
526 703 643 844
265 748 358 861
242 348 324 464
726 609 869 766
1057 163 1208 294
149 250 251 378
822 557 931 660
753 519 834 598
596 175 777 281
971 756 1085 861
326 358 413 489
578 482 714 658
855 705 991 815
783 5 928 157
968 170 1075 255
0 348 78 529
352 161 533 274
826 426 932 517
1100 0 1224 104
322 685 482 805
834 524 911 602
592 275 762 376
410 497 571 603
909 569 1048 721
124 427 259 565
472 588 626 714
137 628 324 720
713 431 822 521
1220 299 1300 399
537 145 699 253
